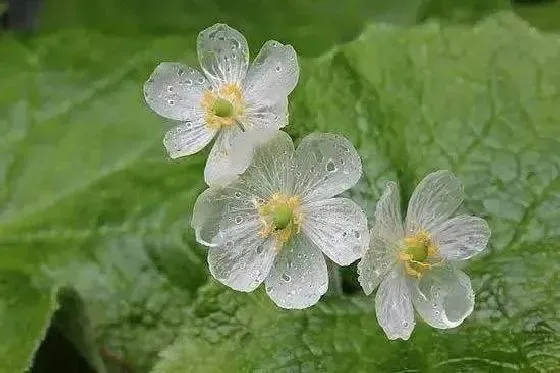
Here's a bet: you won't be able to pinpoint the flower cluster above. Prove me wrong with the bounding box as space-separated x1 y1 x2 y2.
144 24 491 338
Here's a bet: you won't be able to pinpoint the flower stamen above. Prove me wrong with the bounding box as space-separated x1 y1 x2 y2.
201 83 244 129
255 193 302 252
399 231 441 278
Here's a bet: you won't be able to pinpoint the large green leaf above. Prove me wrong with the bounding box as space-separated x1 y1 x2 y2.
0 270 56 373
152 13 560 372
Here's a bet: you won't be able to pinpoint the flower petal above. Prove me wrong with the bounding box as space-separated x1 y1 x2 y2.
292 133 362 203
243 40 299 103
163 120 216 159
301 197 368 266
410 265 474 329
375 267 416 340
358 182 403 295
235 130 295 196
144 62 210 121
241 97 288 130
197 23 249 86
191 184 260 247
208 220 276 292
405 170 464 235
265 234 328 309
204 126 244 186
432 215 491 261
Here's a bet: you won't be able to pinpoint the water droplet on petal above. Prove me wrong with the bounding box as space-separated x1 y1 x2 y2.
326 160 336 172
402 321 409 328
167 99 175 105
353 230 361 239
234 191 242 198
198 77 205 84
185 79 193 86
185 121 193 129
282 274 291 282
256 245 264 254
235 216 243 224
275 66 281 72
167 85 174 92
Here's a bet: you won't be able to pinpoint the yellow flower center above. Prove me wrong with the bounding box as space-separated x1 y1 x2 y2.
200 83 244 129
256 193 302 252
398 231 440 278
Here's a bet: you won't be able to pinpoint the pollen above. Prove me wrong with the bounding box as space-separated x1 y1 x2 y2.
255 193 302 252
398 231 440 278
200 83 244 129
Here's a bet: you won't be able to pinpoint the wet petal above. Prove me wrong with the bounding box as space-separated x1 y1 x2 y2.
191 184 260 247
405 170 464 235
410 265 474 329
265 234 328 309
204 126 244 186
432 215 490 261
197 23 249 86
208 221 276 292
163 120 216 159
144 62 210 121
235 130 295 196
302 198 368 266
358 182 403 295
293 133 362 203
375 267 416 340
243 40 299 103
241 97 288 130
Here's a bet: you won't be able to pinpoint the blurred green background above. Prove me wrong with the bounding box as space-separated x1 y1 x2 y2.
0 0 559 372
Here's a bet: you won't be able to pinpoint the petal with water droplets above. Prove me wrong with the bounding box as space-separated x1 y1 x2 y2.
265 234 328 309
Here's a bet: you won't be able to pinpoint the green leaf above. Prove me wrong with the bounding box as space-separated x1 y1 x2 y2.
0 270 56 373
152 13 560 372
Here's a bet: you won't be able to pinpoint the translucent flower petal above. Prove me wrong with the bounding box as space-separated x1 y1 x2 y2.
358 182 403 295
410 265 474 329
432 215 491 261
163 120 217 159
241 97 288 131
265 234 328 309
197 23 249 86
144 62 210 121
302 197 368 266
243 40 299 103
292 133 362 203
208 221 276 292
375 267 415 340
191 184 261 247
405 170 464 235
236 130 295 196
204 126 244 186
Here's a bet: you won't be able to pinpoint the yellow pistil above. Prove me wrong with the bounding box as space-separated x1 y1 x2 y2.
255 193 302 252
398 231 441 278
200 83 244 129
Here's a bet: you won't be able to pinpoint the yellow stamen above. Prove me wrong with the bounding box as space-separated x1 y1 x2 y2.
399 231 441 278
200 83 244 129
255 193 302 252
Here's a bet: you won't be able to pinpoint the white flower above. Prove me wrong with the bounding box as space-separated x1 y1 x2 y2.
192 131 368 309
358 170 491 340
143 23 299 185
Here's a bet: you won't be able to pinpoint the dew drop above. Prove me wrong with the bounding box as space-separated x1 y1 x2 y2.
434 289 440 298
185 121 193 129
434 310 440 316
340 158 345 165
235 216 243 224
282 274 291 282
432 303 438 309
309 166 316 173
402 321 409 328
232 54 237 60
275 66 281 72
287 261 293 269
342 231 348 238
326 160 336 172
223 56 229 63
177 68 185 76
296 171 302 177
185 79 193 86
353 230 361 239
167 99 175 105
272 42 278 47
198 77 205 84
234 191 242 199
226 241 233 248
256 245 264 254
167 85 174 92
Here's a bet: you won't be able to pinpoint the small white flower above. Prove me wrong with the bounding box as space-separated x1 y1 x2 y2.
358 170 490 340
143 23 299 185
192 131 368 309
